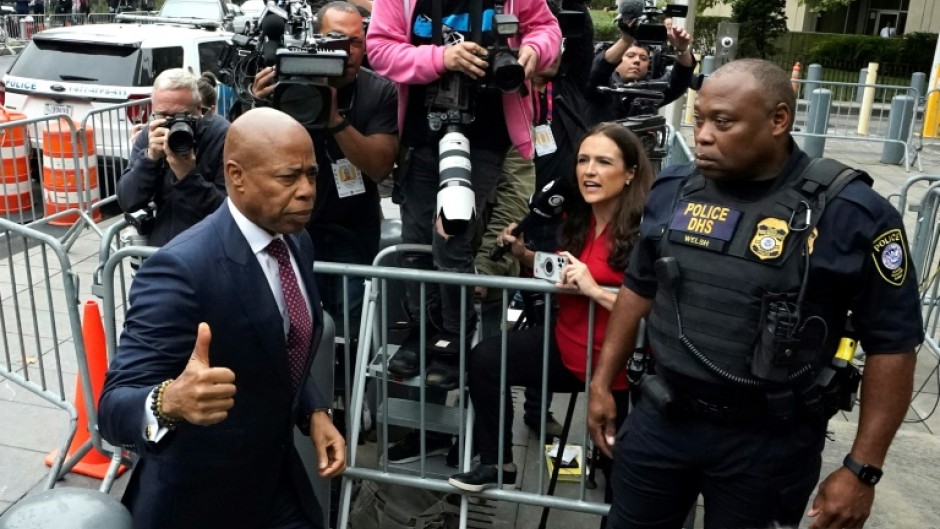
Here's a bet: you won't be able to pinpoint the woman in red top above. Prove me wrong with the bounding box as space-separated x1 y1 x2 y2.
449 123 653 493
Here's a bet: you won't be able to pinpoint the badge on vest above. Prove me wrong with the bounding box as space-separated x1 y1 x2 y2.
668 201 742 252
871 228 907 287
749 218 790 260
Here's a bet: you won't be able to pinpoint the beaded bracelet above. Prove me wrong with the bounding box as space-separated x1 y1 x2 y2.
151 379 181 430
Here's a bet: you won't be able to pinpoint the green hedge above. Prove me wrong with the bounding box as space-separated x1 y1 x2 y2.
591 9 619 43
807 32 937 72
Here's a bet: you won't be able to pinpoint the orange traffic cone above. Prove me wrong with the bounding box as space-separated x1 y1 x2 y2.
45 300 127 479
791 61 802 94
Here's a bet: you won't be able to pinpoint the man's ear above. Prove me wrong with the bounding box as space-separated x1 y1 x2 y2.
226 160 245 193
771 102 791 136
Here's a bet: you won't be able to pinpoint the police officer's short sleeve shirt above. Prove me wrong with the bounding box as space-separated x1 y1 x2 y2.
625 151 923 356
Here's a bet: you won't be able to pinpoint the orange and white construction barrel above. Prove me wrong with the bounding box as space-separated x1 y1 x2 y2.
0 107 32 219
41 121 100 226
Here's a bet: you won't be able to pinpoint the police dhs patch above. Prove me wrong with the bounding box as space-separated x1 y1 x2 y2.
750 218 789 260
871 228 907 287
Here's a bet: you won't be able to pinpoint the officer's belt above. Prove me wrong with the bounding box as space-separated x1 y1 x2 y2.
658 368 771 424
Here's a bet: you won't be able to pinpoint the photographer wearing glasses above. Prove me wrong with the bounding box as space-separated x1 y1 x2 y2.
252 1 398 329
118 68 229 248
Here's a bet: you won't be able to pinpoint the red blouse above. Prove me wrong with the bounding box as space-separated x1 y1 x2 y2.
554 218 629 390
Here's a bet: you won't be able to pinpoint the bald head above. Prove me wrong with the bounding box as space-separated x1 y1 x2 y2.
224 108 311 176
710 59 796 130
224 108 318 234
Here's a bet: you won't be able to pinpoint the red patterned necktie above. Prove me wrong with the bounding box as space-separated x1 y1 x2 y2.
266 238 312 389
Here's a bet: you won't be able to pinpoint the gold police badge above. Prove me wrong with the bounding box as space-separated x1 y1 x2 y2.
750 218 789 260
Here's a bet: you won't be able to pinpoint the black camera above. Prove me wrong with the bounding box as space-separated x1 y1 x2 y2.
482 13 525 94
218 2 349 129
163 113 199 154
618 0 688 47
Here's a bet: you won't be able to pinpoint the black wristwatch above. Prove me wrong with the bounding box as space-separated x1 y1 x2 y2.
843 454 883 485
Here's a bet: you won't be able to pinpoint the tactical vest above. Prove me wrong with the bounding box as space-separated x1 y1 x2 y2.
648 159 870 388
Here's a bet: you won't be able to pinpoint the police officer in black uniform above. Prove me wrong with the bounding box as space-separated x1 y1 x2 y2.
588 59 922 529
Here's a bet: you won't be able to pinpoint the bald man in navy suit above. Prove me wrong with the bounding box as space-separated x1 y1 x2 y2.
99 108 346 529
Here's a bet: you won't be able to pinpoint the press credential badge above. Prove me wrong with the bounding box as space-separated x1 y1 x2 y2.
332 158 365 197
534 124 558 157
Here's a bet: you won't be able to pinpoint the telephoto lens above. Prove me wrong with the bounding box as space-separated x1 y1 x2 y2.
436 129 475 236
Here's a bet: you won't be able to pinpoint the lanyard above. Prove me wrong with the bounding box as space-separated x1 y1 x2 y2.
533 82 553 126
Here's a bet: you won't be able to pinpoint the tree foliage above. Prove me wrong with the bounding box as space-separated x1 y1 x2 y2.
799 0 854 14
731 0 788 58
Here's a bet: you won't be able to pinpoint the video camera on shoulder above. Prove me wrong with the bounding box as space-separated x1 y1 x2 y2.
617 0 687 47
218 0 349 129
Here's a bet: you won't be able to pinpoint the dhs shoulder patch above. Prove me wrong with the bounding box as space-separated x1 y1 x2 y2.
871 229 908 287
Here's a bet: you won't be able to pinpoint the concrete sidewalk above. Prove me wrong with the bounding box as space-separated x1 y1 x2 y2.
1 137 940 528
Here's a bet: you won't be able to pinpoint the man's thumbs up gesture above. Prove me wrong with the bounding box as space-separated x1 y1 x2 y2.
161 323 237 426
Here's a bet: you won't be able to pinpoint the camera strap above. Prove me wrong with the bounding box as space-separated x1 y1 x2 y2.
431 0 442 45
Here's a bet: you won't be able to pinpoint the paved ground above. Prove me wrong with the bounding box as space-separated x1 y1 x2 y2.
1 137 939 528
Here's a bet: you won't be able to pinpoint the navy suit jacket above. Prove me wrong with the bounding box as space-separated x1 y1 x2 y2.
99 203 328 529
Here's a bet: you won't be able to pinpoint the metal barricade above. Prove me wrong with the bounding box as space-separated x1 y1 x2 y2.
332 245 611 529
0 218 122 491
92 218 155 361
912 88 940 172
80 98 152 205
662 122 694 168
86 12 117 24
0 115 102 247
2 14 45 50
44 13 86 29
789 79 920 171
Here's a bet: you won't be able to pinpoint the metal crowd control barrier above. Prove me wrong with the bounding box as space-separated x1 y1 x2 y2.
0 218 121 491
895 175 940 287
331 245 612 529
0 114 103 248
662 122 694 168
2 14 45 50
87 12 117 24
789 79 920 171
80 97 152 204
912 88 940 171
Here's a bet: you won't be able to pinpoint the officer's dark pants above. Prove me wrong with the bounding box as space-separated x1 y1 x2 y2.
399 144 506 334
606 396 828 529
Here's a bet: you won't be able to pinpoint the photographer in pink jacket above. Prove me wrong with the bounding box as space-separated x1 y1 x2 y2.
367 0 561 396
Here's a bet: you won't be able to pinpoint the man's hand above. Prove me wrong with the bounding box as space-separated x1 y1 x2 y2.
166 146 197 181
310 411 346 477
326 86 343 129
668 27 692 52
146 117 168 161
588 381 618 458
517 45 539 80
444 41 488 79
252 66 277 100
496 222 527 261
806 466 875 529
161 323 237 426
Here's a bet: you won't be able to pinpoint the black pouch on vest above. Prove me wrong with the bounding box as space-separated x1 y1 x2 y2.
751 292 801 383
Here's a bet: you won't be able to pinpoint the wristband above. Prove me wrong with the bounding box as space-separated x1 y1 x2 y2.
676 47 688 53
327 118 351 134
